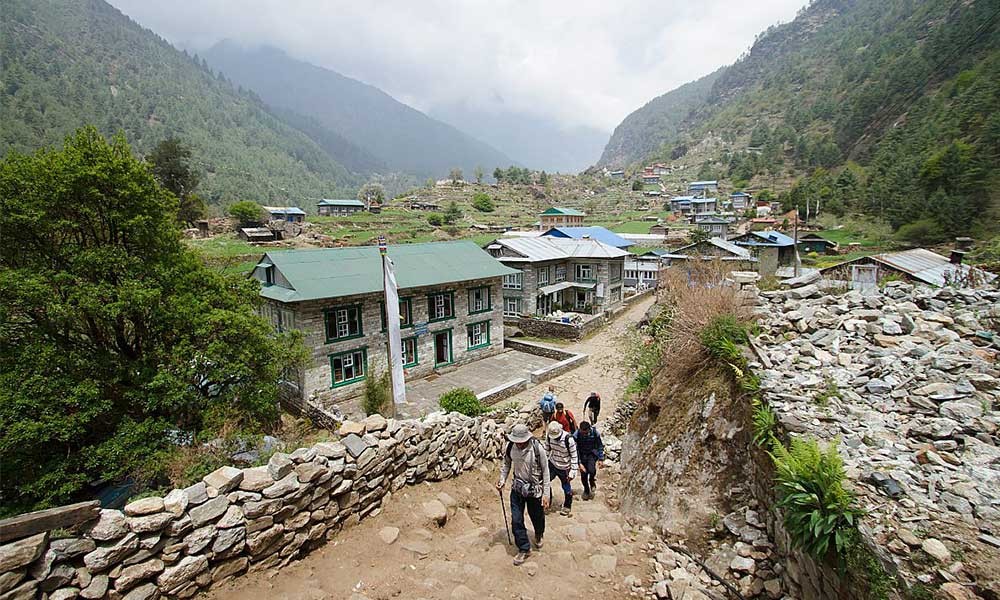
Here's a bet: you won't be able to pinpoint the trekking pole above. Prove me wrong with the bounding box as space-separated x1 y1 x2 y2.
498 488 512 546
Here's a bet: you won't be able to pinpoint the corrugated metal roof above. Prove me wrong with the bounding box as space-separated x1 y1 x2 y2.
541 226 634 248
317 199 365 207
493 237 630 262
672 237 751 259
262 206 306 216
689 180 718 187
538 281 596 295
540 207 585 216
873 249 997 288
256 241 517 303
691 197 718 204
736 230 795 247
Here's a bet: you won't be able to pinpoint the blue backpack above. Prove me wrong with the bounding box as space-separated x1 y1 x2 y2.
539 393 556 413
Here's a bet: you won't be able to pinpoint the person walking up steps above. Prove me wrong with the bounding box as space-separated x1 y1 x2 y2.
497 424 550 565
583 391 602 423
574 421 605 501
553 402 577 434
544 421 578 517
539 386 557 424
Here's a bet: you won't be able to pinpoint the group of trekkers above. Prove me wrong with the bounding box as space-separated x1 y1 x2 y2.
496 387 606 565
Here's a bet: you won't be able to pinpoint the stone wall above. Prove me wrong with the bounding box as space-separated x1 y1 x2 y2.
0 409 542 600
515 314 606 340
503 339 577 361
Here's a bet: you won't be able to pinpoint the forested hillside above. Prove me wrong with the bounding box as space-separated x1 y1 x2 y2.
1 0 360 204
601 0 1000 239
202 41 514 179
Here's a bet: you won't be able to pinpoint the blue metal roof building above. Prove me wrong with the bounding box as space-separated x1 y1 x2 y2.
540 226 635 249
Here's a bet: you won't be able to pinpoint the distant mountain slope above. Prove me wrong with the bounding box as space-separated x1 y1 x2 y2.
598 68 723 167
599 0 999 236
1 0 359 204
203 41 513 178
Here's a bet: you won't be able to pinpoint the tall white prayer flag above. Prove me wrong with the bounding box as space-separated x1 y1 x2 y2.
382 251 406 410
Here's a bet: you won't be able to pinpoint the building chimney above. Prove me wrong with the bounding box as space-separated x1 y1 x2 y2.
950 250 965 265
954 237 973 251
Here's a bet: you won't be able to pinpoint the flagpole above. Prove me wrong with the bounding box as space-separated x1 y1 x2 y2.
379 235 404 417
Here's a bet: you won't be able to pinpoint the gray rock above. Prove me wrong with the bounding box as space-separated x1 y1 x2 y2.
364 414 387 432
378 527 400 545
290 447 317 463
87 510 128 542
211 557 248 582
188 495 229 528
921 538 951 563
0 532 48 573
114 559 164 592
0 581 38 600
262 472 300 499
239 466 273 492
341 433 368 459
162 489 188 517
295 462 325 483
183 482 208 506
83 533 138 572
49 587 80 600
730 556 756 574
202 466 244 494
939 400 983 421
211 526 246 554
79 575 108 599
156 554 208 593
216 505 245 529
127 512 174 534
0 570 24 595
313 442 346 459
267 453 294 480
121 582 158 600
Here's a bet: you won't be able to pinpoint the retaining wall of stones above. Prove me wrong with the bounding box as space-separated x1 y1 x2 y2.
475 378 529 406
0 409 542 600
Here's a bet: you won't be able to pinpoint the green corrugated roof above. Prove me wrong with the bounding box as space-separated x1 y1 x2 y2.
540 207 585 216
257 241 517 303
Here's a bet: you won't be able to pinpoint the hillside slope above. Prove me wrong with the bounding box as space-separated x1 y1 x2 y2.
1 0 360 204
202 41 514 179
600 0 1000 236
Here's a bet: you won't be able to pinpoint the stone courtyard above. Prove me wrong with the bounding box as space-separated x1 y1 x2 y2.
399 349 561 417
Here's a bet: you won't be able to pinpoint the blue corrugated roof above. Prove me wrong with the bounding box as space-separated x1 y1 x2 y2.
318 199 365 207
263 206 306 216
540 226 634 249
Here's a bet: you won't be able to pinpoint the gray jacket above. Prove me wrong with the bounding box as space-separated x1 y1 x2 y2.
500 438 551 498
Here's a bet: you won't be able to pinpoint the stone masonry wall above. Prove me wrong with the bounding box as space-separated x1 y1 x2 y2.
0 408 542 600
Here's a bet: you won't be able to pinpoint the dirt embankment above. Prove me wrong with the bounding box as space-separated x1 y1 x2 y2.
620 360 751 551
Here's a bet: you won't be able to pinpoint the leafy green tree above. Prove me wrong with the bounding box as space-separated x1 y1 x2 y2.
473 166 484 184
444 201 462 224
0 127 304 513
689 228 713 243
471 192 495 212
148 138 206 227
357 182 385 207
229 201 263 226
493 167 503 183
178 193 207 227
539 171 549 185
427 213 444 226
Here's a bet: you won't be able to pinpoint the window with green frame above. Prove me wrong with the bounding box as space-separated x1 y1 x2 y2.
468 286 491 314
466 320 491 350
427 291 455 321
380 297 413 331
324 304 364 342
329 348 367 387
401 337 418 367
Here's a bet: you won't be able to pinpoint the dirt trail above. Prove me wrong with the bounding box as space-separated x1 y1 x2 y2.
205 297 655 600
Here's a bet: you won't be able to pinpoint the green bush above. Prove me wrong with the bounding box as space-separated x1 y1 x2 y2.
471 192 495 212
427 213 444 226
700 314 750 363
438 388 484 416
228 200 262 226
894 218 946 245
751 399 776 447
771 437 860 558
362 370 391 416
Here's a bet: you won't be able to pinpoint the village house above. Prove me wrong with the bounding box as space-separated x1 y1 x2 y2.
730 191 751 211
263 206 306 223
484 237 628 319
690 197 718 215
249 241 516 411
317 199 366 217
820 248 997 290
641 168 660 184
797 232 838 255
607 169 625 180
540 226 634 249
652 163 671 176
731 230 797 266
539 207 586 230
755 201 773 218
624 252 662 289
670 237 756 269
749 217 778 231
693 216 730 238
239 227 279 243
669 195 695 215
688 180 718 196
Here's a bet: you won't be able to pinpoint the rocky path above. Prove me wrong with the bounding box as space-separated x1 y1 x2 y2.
204 298 657 600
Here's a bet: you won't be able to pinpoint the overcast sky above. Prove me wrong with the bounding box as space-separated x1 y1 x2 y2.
110 0 807 134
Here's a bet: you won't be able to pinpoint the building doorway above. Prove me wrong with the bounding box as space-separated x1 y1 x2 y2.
434 330 452 366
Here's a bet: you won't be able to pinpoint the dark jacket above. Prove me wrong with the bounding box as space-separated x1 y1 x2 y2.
583 393 601 412
574 428 605 461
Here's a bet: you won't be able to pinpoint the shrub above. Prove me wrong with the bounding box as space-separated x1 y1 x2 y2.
700 314 750 363
751 399 776 446
894 218 945 245
362 370 391 416
631 180 642 191
438 388 484 416
427 213 443 226
229 200 262 226
770 437 860 558
471 192 495 212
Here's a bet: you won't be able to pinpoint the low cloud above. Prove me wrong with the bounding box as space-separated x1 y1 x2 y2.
111 0 806 133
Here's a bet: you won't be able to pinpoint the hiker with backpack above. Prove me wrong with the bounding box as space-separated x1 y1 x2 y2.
497 423 550 566
583 391 602 423
574 421 605 501
539 385 557 423
545 421 578 516
553 402 578 434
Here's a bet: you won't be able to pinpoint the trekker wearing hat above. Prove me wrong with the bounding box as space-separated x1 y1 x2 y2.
583 391 602 423
553 402 577 434
573 421 605 501
497 423 550 565
545 421 578 516
539 385 557 423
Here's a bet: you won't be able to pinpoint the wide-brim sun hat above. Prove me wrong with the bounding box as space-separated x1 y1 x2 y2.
547 422 563 439
507 423 532 443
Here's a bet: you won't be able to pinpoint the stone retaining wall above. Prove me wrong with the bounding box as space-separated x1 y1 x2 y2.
503 339 576 361
529 354 589 384
0 409 542 600
514 314 606 340
475 379 528 406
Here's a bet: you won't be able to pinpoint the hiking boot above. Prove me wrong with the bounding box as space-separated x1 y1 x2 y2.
559 507 572 517
592 480 598 491
513 551 530 565
582 492 592 501
534 534 544 549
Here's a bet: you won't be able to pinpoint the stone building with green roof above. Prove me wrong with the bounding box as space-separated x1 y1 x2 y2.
249 241 517 413
539 206 585 230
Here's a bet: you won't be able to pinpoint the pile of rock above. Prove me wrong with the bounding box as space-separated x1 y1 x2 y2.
643 542 729 600
0 409 541 600
753 283 1000 592
603 398 638 437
